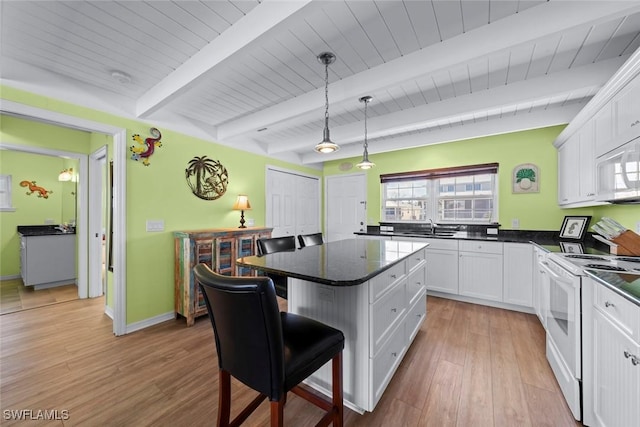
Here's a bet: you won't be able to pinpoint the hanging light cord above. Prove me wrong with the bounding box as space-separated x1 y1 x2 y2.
363 99 369 151
324 61 330 128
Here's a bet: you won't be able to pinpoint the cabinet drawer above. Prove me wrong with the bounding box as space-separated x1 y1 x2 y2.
369 261 406 303
406 248 426 274
371 282 406 357
371 319 406 409
595 284 640 343
425 238 458 251
406 267 426 307
459 240 503 254
406 292 426 343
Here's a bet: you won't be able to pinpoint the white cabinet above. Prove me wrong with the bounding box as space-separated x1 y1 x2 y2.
613 76 640 146
424 239 459 294
20 234 76 289
583 277 640 427
558 135 580 205
503 242 533 307
558 122 597 206
594 103 614 157
459 241 503 302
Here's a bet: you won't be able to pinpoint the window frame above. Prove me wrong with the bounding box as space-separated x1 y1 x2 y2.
380 163 499 225
0 174 15 212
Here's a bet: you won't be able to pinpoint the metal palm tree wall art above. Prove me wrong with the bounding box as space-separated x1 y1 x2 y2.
185 156 229 200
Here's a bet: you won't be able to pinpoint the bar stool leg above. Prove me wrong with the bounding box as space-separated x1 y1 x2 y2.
270 400 284 427
218 369 231 427
332 352 343 427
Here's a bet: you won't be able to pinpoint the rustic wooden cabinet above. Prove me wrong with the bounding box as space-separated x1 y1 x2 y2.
174 227 272 326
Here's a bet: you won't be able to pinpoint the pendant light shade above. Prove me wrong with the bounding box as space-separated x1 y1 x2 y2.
356 96 375 170
314 52 339 154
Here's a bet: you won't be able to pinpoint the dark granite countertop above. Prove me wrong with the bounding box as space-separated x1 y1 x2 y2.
355 229 610 254
585 270 640 307
17 225 76 236
236 238 428 287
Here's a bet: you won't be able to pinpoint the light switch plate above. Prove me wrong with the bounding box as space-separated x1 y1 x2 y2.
511 218 520 229
44 218 55 225
636 221 640 234
146 220 164 232
487 228 498 235
246 218 255 227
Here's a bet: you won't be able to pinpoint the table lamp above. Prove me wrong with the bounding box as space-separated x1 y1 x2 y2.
232 195 251 228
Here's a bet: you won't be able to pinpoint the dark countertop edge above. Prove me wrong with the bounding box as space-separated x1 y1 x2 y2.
17 225 76 236
355 231 610 253
237 241 429 287
584 270 640 307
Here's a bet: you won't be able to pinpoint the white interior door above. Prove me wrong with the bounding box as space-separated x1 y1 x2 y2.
325 174 367 242
89 146 107 299
266 167 320 238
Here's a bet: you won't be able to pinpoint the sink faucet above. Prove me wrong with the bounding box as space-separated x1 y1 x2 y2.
428 218 435 234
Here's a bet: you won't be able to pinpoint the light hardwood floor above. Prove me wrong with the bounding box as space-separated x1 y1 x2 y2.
0 278 78 315
0 295 581 426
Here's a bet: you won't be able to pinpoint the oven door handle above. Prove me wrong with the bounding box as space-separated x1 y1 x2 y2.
540 261 561 281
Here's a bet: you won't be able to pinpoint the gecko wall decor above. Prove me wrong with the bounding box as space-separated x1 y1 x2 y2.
20 180 53 198
130 127 162 166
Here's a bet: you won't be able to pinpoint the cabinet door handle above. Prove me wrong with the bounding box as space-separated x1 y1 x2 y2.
391 352 397 357
632 356 639 366
391 308 397 313
624 350 632 359
390 274 397 279
605 301 615 308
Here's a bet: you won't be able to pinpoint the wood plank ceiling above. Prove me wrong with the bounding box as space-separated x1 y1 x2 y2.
2 1 640 167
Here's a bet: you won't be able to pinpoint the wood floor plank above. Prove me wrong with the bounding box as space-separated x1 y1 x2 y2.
418 359 463 427
455 332 494 426
490 325 533 427
0 295 581 426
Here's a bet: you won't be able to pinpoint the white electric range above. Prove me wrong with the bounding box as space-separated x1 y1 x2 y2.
541 252 640 421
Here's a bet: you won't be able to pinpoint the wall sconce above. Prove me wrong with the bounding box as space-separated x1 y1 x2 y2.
58 168 74 182
232 195 251 228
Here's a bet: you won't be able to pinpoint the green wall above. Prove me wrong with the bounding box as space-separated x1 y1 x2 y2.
324 126 639 231
1 85 321 324
1 137 84 276
2 84 638 326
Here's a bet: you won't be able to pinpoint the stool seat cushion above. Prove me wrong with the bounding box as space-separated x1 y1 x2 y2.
281 312 344 392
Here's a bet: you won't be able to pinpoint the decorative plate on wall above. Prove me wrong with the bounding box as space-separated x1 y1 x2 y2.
185 156 229 200
513 163 539 193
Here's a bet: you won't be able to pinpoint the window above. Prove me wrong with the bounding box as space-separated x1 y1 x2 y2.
381 163 498 224
0 175 15 211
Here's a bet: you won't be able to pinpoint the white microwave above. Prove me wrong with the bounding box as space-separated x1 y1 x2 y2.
596 136 640 203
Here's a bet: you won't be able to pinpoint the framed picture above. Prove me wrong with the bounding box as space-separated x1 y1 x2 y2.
559 241 584 254
513 163 539 193
559 215 591 241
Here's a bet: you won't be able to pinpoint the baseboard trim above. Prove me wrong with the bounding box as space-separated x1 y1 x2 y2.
104 305 114 320
0 274 21 281
426 290 535 314
125 311 175 334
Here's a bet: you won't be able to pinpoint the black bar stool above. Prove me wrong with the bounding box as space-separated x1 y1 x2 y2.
298 233 324 248
194 264 344 427
256 236 296 299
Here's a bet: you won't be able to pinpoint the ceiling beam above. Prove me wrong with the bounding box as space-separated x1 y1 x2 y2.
299 104 584 165
135 0 313 118
266 57 625 154
217 0 640 142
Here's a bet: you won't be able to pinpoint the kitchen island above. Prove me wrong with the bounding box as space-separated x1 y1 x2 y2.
236 238 428 413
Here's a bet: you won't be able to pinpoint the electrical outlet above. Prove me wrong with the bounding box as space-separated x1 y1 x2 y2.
636 221 640 234
512 218 520 229
44 218 55 225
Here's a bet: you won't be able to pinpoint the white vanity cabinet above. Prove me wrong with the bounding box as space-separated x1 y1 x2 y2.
583 277 640 427
20 233 76 289
503 242 533 307
459 240 503 302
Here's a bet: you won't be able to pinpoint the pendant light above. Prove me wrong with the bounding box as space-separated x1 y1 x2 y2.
356 96 375 170
314 52 339 154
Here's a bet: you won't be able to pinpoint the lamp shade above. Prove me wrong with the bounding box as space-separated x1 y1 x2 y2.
58 168 73 182
232 195 251 210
